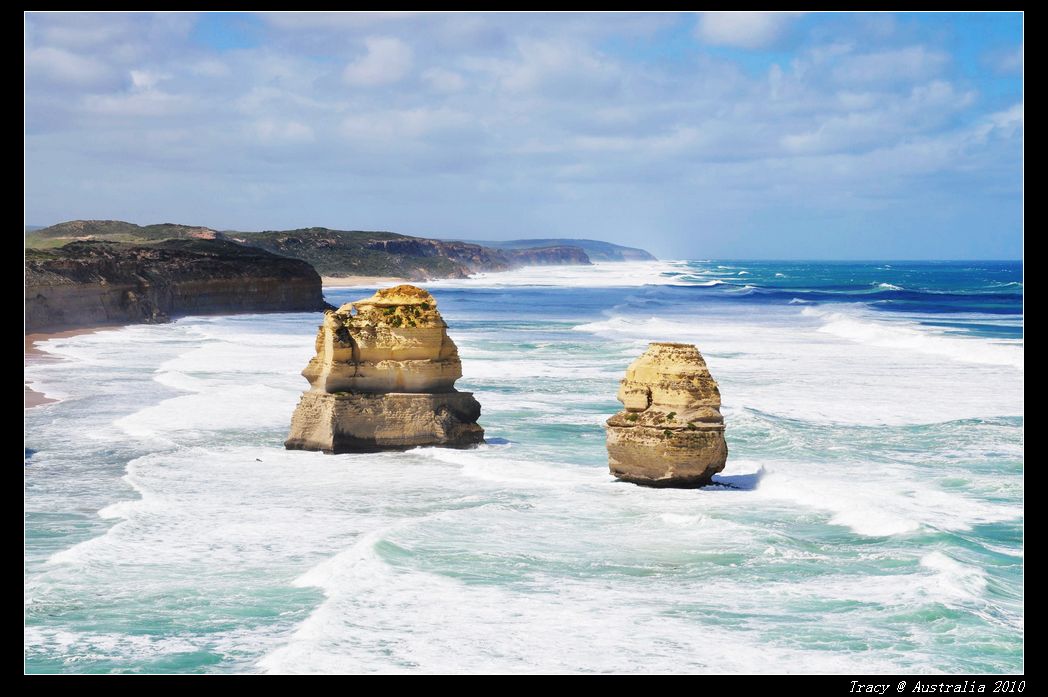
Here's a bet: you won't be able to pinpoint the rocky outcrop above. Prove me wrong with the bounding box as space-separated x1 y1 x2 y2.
285 285 484 453
219 228 511 280
24 239 326 333
502 246 591 266
605 342 727 488
364 239 511 275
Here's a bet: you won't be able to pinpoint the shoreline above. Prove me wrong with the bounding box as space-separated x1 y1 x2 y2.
24 262 662 408
322 275 411 288
25 328 102 409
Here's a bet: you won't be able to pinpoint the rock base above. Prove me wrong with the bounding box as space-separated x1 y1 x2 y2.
284 390 484 453
606 421 727 487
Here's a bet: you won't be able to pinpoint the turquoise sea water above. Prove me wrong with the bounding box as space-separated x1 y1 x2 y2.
24 260 1023 673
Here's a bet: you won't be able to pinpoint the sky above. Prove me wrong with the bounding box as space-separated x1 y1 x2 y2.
24 11 1023 259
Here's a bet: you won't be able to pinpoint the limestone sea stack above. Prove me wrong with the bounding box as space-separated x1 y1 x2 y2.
605 342 727 488
284 285 484 452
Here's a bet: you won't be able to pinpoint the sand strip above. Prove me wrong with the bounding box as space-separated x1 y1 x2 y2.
322 275 410 288
25 328 102 409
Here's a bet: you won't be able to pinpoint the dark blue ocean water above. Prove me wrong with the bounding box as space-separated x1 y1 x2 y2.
669 261 1022 336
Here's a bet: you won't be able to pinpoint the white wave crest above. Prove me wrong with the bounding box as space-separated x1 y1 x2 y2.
801 306 1023 370
425 261 686 288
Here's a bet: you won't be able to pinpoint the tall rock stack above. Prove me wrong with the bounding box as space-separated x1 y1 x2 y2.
605 342 727 488
285 285 484 453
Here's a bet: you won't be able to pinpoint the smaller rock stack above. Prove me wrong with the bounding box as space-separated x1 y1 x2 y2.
605 342 727 488
284 285 484 453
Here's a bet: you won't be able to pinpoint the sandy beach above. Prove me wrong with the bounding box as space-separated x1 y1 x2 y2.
321 275 410 288
25 328 101 409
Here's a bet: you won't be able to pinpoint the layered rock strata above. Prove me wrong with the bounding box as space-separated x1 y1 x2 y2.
606 342 727 487
285 285 484 452
25 239 325 332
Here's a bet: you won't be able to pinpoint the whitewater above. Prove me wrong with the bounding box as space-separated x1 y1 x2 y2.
24 260 1023 673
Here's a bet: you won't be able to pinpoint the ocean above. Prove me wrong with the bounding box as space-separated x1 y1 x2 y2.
24 260 1024 674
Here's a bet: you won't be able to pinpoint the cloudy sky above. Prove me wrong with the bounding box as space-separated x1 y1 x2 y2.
25 12 1023 259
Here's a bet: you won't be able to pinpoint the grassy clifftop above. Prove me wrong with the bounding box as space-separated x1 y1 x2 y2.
26 222 505 279
26 221 221 248
223 228 506 278
25 220 653 279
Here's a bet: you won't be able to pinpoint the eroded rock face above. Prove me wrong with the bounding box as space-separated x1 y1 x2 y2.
285 285 484 452
24 239 325 333
606 342 727 487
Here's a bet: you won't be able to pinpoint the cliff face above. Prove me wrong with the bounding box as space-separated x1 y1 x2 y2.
27 220 643 281
285 285 484 452
229 229 593 278
503 246 591 266
605 342 727 488
364 239 511 274
218 228 510 280
25 240 326 333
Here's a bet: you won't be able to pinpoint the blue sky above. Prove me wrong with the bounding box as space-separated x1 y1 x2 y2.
24 12 1023 259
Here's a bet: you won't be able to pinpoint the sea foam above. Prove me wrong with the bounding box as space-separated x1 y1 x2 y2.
25 261 1024 674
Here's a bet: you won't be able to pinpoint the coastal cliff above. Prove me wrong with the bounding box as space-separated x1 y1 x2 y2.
229 230 592 277
229 228 513 279
606 342 728 488
502 245 591 266
285 285 484 452
363 238 512 275
25 239 325 333
26 220 645 282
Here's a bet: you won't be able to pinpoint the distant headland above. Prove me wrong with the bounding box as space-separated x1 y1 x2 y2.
24 220 656 333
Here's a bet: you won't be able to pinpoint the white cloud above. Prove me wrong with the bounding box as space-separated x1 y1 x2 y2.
25 46 114 87
572 126 702 155
262 11 417 30
235 85 329 114
130 69 166 91
779 80 976 156
23 12 1023 257
495 39 619 97
696 12 802 50
82 90 187 117
832 46 948 85
422 67 466 92
988 44 1023 74
342 107 472 142
252 119 315 144
972 103 1024 142
188 59 231 78
343 36 413 86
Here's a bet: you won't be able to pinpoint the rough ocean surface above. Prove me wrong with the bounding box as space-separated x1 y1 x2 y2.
24 260 1023 674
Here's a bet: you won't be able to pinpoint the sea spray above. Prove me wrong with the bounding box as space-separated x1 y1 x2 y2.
25 261 1023 673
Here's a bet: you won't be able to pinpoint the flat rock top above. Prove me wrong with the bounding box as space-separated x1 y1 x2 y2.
649 341 697 349
633 342 708 368
353 284 437 307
